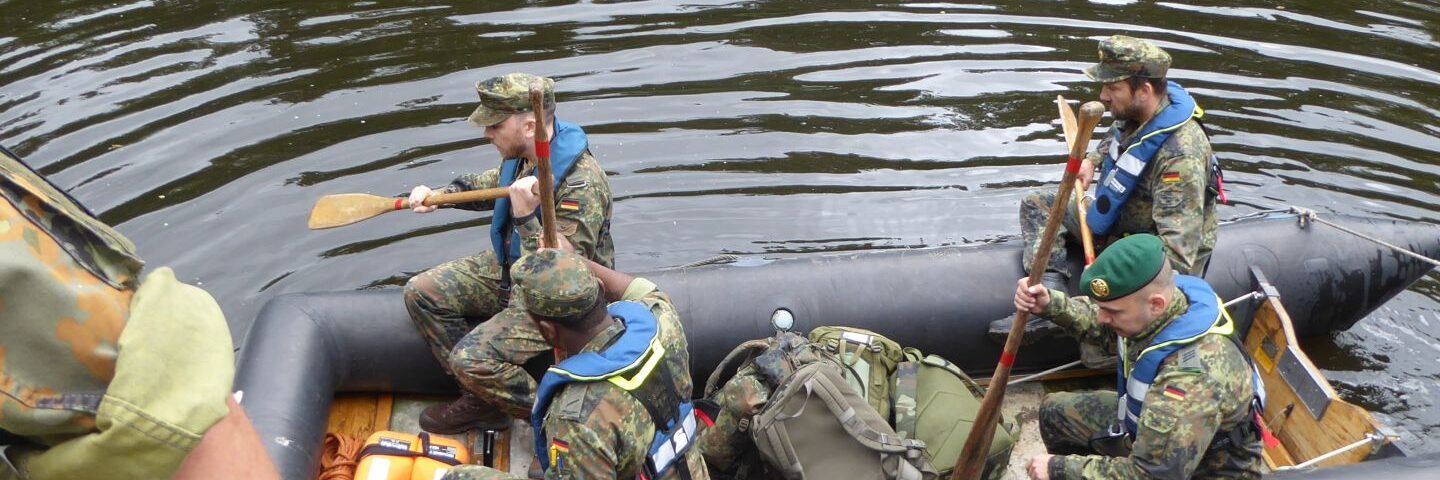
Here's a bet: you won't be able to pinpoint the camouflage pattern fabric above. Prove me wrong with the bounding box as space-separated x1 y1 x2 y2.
1036 288 1263 479
509 248 600 320
1 151 232 479
698 367 771 476
0 151 142 443
1085 35 1172 83
441 280 709 480
1020 99 1217 280
404 150 614 417
467 72 555 127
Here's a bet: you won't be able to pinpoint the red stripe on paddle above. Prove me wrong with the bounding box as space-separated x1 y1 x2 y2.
1064 156 1082 175
999 352 1016 367
535 141 550 159
395 198 405 210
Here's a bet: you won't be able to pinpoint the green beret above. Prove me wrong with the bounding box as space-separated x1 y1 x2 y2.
510 249 600 320
1080 234 1166 301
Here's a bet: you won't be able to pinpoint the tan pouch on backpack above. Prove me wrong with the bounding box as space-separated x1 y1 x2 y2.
808 326 905 420
750 360 937 480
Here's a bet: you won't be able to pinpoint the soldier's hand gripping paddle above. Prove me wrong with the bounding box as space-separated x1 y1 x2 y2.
529 79 559 249
307 188 509 230
1057 95 1098 265
951 101 1106 480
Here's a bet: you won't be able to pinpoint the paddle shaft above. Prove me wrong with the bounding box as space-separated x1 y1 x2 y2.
529 81 559 249
408 188 508 209
950 101 1105 480
1058 96 1098 265
1076 182 1097 265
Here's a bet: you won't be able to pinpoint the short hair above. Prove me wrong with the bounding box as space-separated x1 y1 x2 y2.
1143 261 1175 297
530 295 607 331
1126 76 1168 97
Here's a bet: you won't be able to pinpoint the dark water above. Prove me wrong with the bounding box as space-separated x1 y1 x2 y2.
3 0 1438 454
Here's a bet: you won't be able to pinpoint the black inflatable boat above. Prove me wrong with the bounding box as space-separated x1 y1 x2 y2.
235 212 1440 479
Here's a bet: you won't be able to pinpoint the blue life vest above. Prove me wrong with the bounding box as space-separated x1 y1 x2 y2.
532 301 698 479
1115 275 1264 435
491 120 589 269
1087 82 1208 236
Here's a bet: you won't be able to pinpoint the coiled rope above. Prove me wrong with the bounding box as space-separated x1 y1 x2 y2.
319 433 363 480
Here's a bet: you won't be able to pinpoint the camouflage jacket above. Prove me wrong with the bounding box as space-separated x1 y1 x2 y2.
443 279 709 480
442 150 615 268
1042 289 1262 479
1 150 233 479
1088 99 1218 276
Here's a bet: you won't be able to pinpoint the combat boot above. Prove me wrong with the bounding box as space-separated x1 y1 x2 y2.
987 272 1068 345
419 391 512 434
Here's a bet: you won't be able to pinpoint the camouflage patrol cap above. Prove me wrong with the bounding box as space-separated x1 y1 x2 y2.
511 249 601 320
1080 234 1166 301
466 73 555 127
1085 35 1171 83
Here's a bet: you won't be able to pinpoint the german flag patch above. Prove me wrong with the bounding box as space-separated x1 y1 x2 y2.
1162 386 1187 401
559 199 581 212
1161 172 1182 184
549 439 571 472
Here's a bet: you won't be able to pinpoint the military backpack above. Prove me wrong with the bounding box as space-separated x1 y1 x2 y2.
697 327 1015 480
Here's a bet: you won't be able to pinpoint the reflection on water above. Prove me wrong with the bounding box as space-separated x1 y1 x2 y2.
2 0 1438 453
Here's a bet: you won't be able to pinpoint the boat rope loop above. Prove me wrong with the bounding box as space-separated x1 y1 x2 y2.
675 254 740 269
1272 432 1387 472
320 432 363 480
1290 207 1440 268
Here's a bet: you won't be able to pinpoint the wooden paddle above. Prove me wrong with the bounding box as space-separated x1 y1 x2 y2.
1057 95 1098 265
529 79 559 249
307 188 508 230
951 100 1106 480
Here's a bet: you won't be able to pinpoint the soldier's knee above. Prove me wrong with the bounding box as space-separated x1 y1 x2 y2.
1038 395 1067 427
448 348 499 381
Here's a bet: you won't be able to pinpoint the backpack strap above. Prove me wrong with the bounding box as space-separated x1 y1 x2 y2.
892 361 920 440
802 368 926 456
704 339 770 398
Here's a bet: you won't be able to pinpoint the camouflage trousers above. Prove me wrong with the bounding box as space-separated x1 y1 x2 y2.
404 251 550 419
1020 190 1085 281
1038 390 1124 456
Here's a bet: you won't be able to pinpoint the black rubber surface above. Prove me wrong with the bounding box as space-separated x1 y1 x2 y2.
235 213 1440 479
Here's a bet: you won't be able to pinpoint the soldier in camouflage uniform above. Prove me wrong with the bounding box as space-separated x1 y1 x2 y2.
442 249 708 480
1014 235 1261 480
992 35 1220 352
0 147 275 479
404 73 615 433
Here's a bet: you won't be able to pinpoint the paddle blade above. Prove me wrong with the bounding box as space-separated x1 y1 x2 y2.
308 193 401 230
1057 95 1079 150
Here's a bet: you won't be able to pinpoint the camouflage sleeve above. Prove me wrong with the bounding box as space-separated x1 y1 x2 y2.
1040 289 1114 351
442 168 501 211
699 369 768 472
1147 146 1209 274
1055 368 1222 479
543 414 624 480
518 155 614 267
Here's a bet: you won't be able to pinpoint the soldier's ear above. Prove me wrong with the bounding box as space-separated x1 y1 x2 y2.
533 317 560 347
1147 291 1168 318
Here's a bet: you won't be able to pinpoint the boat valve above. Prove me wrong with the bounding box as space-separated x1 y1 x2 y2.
771 308 795 332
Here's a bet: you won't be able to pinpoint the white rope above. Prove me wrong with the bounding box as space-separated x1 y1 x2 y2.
1291 207 1440 268
1009 360 1084 386
1272 433 1385 471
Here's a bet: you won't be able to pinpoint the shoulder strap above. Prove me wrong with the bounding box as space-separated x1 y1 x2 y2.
893 361 920 440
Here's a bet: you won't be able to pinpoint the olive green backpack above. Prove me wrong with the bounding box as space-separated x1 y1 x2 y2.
699 327 1016 480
